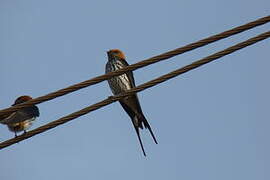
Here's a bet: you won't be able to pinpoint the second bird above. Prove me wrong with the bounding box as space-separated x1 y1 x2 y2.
105 49 158 156
0 95 40 137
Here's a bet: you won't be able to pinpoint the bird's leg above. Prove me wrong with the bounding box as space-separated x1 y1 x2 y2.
14 132 17 138
24 130 27 134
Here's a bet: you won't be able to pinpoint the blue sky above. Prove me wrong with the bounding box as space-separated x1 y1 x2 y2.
0 1 269 180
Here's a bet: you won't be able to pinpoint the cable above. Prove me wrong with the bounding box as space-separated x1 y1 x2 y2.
0 31 268 150
0 15 269 116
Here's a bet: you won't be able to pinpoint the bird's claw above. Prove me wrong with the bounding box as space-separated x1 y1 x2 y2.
108 96 114 100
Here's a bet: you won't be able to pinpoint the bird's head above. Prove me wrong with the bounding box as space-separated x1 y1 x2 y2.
13 95 33 106
107 49 126 61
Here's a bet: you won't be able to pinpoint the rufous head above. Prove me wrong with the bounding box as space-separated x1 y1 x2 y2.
13 95 33 105
107 49 126 61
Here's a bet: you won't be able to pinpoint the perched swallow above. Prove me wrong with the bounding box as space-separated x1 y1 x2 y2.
0 95 39 137
105 49 157 156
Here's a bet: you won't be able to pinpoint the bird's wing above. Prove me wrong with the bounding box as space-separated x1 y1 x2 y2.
0 113 12 122
0 112 16 124
1 111 30 124
120 59 136 87
119 96 143 128
119 59 147 116
0 106 39 124
120 59 158 145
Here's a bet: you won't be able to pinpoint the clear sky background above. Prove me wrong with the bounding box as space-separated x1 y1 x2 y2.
0 1 269 180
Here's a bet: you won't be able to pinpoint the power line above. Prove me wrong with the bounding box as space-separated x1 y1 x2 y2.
0 15 269 116
0 31 269 150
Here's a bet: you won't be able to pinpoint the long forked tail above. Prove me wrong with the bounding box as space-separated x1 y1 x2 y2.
140 115 158 144
133 125 147 156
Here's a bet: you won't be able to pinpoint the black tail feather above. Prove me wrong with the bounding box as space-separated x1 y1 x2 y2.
138 114 158 144
134 126 146 156
143 120 158 144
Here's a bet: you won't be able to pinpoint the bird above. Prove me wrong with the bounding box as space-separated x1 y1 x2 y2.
0 95 40 137
105 49 157 156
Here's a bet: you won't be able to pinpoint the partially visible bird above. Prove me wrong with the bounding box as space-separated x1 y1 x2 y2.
0 95 40 137
105 49 157 156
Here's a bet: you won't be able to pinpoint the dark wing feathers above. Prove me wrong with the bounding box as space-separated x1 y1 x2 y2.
0 106 39 124
120 59 136 88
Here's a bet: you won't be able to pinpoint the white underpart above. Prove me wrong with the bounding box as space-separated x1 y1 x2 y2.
23 118 36 130
106 60 132 95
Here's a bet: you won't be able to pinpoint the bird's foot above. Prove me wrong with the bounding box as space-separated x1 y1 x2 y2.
108 96 114 100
